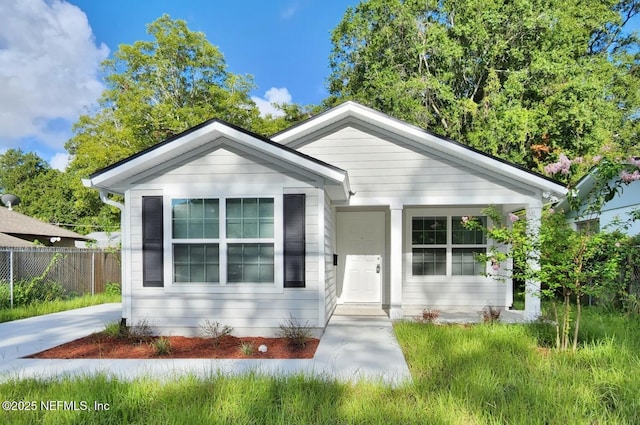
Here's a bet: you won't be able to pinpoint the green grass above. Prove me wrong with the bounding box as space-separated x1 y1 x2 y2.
0 308 638 424
0 293 121 323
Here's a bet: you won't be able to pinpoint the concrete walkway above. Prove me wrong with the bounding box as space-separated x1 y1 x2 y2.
0 304 411 387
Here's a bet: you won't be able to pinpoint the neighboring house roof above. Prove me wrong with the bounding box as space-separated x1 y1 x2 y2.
75 232 121 249
0 232 34 247
273 101 567 198
85 118 351 201
0 207 88 246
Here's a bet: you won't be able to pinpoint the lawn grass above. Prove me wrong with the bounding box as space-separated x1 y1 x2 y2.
0 308 638 424
0 293 121 323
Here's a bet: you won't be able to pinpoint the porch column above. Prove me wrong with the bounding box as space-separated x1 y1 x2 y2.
525 201 542 320
389 204 403 319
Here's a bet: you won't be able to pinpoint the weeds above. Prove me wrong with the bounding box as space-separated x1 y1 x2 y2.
418 308 440 323
239 341 255 356
152 337 172 355
482 305 501 323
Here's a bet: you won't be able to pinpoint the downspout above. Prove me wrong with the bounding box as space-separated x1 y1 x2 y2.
100 190 124 211
98 190 128 326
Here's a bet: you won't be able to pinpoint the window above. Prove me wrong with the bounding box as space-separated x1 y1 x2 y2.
411 215 487 277
412 217 447 275
451 216 486 276
576 218 599 235
170 197 274 284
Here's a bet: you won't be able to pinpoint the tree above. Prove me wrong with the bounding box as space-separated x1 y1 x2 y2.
327 0 640 170
0 149 80 230
468 154 639 351
67 15 264 177
64 15 273 229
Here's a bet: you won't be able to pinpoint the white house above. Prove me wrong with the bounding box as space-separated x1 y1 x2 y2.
559 168 640 236
83 102 567 336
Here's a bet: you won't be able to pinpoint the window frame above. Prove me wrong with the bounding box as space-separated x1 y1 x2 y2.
162 191 283 293
406 209 491 280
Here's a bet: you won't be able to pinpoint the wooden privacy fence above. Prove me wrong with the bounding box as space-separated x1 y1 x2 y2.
0 247 121 296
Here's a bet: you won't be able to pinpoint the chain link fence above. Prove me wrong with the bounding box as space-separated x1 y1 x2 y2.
0 247 121 306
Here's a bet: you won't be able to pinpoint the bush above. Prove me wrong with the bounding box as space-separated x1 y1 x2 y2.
277 315 313 349
128 319 155 343
199 320 233 347
152 337 172 355
0 279 66 308
105 282 121 296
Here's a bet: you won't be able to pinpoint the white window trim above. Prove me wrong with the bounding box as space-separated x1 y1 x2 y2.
405 208 493 282
163 191 284 294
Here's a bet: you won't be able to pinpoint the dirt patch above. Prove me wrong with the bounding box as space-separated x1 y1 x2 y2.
26 334 319 359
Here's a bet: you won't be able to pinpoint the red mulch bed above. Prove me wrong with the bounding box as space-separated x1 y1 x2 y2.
26 334 319 359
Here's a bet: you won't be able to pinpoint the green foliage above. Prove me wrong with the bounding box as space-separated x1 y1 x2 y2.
239 341 255 356
2 311 638 424
152 337 172 356
0 293 120 323
104 282 121 296
328 0 640 170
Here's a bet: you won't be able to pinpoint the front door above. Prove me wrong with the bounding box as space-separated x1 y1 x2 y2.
337 211 385 303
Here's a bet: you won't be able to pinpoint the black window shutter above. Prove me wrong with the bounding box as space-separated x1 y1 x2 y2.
283 194 305 288
142 196 164 287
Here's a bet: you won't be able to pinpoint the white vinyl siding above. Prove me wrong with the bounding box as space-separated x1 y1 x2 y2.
403 207 506 310
126 148 323 336
297 126 535 204
324 191 337 322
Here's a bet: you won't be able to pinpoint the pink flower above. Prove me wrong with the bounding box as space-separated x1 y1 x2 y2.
544 154 572 176
620 170 640 183
592 155 602 163
629 157 640 168
461 216 469 224
508 213 519 222
491 261 500 271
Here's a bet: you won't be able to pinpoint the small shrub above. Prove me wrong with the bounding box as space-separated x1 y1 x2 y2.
105 282 121 296
104 321 123 337
482 306 502 323
419 308 440 323
152 337 172 355
239 341 255 356
277 315 313 349
199 320 233 347
128 319 155 343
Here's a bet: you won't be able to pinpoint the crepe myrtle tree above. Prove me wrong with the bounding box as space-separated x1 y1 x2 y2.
464 153 639 351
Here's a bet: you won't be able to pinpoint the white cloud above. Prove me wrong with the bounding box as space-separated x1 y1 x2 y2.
251 87 293 118
281 2 299 20
50 152 70 171
0 0 109 152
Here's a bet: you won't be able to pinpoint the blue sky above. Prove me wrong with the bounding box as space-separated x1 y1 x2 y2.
0 0 358 169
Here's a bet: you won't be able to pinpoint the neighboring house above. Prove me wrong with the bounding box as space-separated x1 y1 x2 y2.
0 206 89 247
75 232 121 249
558 168 640 236
83 102 567 336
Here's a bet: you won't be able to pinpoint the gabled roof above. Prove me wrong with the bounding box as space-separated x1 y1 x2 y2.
84 118 351 200
273 101 567 198
0 232 34 248
0 207 88 246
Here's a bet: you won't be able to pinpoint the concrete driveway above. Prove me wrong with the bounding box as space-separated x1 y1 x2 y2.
0 303 412 387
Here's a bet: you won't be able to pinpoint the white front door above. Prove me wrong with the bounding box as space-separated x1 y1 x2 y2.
337 211 385 303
